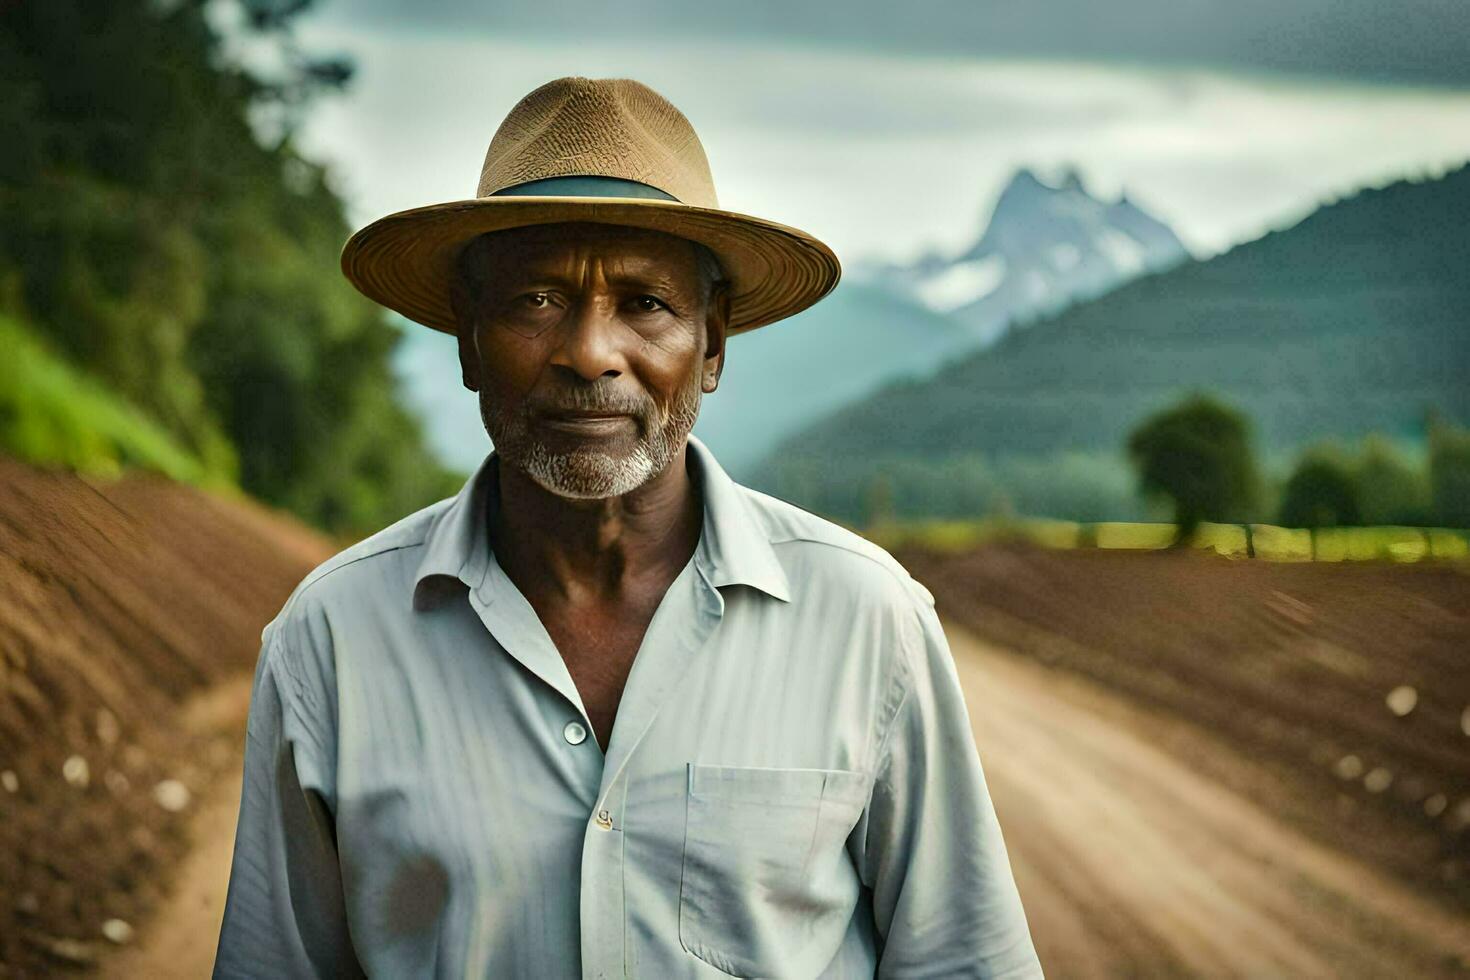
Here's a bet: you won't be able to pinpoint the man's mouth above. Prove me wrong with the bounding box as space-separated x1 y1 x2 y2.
537 409 636 434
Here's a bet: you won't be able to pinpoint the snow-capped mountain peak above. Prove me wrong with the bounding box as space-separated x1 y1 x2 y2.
860 166 1190 345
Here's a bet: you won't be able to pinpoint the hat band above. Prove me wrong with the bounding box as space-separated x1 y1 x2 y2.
488 175 679 202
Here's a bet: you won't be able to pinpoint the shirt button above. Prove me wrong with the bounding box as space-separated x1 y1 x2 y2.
563 720 588 745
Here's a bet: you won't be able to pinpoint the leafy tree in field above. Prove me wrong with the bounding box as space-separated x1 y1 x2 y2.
0 0 463 536
1278 450 1362 529
1354 434 1429 525
1428 418 1470 528
1125 393 1260 546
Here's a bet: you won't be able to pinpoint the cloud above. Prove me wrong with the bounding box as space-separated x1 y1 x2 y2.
292 27 1470 264
307 0 1470 88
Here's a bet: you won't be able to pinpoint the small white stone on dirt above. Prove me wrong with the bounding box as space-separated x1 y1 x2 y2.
105 769 131 796
1333 754 1363 780
1453 798 1470 832
1363 767 1393 793
1425 794 1448 818
1385 686 1417 717
63 754 90 788
1 769 17 793
96 708 120 747
42 935 95 965
101 918 134 944
153 778 191 812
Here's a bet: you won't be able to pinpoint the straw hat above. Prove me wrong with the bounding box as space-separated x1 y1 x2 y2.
340 76 841 337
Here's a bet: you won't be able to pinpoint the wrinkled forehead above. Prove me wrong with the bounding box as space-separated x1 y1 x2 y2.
467 221 701 281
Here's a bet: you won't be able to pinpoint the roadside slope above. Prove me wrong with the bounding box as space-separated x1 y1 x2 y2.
0 456 335 973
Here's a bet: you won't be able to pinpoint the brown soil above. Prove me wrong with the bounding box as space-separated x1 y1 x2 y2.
897 540 1470 923
0 457 334 976
952 622 1470 978
6 455 1468 976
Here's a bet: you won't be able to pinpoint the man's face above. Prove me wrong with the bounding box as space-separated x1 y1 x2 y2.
454 222 729 499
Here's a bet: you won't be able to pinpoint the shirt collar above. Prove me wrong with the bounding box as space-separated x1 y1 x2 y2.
411 432 790 610
687 432 791 603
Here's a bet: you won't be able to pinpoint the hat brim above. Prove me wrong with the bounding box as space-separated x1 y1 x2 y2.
340 196 842 337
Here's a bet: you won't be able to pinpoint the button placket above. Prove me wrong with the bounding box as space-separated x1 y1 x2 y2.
580 774 628 978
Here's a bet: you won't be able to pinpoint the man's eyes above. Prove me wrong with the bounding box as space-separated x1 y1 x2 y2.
510 292 669 312
632 295 669 313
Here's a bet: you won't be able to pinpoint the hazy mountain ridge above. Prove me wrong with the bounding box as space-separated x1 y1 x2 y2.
757 161 1470 504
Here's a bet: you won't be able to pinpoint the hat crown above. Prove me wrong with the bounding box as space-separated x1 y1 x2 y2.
476 76 719 209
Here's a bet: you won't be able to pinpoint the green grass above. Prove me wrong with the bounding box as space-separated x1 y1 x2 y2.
0 313 231 488
865 515 1470 562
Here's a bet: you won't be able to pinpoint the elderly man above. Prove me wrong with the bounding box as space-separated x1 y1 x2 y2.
214 76 1042 978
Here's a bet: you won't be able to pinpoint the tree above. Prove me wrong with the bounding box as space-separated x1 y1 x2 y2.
0 0 463 535
1355 434 1429 525
1428 418 1470 528
1126 393 1260 546
1279 450 1361 548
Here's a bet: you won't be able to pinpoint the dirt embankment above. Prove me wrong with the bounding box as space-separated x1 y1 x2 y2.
0 457 334 976
898 541 1470 922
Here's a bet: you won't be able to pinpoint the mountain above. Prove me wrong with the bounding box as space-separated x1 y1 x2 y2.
757 162 1470 520
855 166 1190 345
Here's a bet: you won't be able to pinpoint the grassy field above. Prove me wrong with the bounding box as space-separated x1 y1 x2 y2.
865 516 1470 562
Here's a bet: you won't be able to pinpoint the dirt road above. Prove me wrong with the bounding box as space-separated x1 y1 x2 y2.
950 621 1470 978
101 621 1470 978
98 678 253 980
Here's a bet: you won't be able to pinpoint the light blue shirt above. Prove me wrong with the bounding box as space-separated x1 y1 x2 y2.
214 433 1042 978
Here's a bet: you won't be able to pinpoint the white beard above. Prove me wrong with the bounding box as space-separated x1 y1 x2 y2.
481 364 703 499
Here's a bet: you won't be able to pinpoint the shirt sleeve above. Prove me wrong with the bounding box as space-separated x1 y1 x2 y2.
214 619 365 979
860 591 1044 979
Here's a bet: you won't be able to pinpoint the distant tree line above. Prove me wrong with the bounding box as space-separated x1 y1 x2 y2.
1126 394 1469 545
0 0 463 536
758 390 1469 536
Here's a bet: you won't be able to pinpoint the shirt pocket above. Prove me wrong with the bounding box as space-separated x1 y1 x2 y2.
678 763 871 977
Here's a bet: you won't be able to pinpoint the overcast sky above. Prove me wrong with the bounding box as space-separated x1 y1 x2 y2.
261 1 1470 268
305 0 1470 89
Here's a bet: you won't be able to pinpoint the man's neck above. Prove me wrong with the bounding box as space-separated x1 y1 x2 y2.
487 441 704 605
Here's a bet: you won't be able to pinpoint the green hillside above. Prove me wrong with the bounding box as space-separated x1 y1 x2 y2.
757 163 1470 521
0 313 226 487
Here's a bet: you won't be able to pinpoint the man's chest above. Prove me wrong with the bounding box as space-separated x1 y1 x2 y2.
535 591 669 751
333 579 903 800
326 582 909 974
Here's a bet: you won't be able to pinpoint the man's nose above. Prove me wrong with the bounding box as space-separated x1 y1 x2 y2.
548 295 626 381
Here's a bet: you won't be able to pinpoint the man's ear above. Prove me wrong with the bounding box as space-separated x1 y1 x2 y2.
448 275 481 392
701 281 731 393
457 324 480 393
